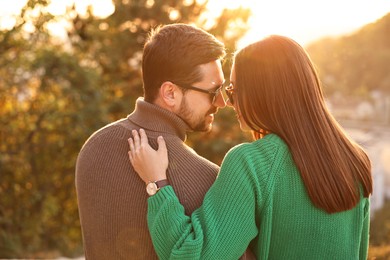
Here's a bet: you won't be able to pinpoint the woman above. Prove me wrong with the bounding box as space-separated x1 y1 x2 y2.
128 35 372 259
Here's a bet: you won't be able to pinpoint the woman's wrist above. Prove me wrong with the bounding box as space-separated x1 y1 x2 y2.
145 171 167 185
146 179 169 196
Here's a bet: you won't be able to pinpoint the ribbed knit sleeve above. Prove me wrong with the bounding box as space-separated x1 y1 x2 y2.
147 140 279 259
359 199 370 260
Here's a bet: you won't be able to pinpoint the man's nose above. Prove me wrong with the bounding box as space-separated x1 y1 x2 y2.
214 91 226 108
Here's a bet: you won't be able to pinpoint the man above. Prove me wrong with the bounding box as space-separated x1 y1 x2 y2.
76 23 226 259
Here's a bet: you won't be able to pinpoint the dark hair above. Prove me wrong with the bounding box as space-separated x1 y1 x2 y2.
234 35 372 213
142 23 225 102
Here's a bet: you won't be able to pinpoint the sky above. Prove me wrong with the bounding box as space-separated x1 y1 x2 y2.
0 0 389 47
213 0 390 47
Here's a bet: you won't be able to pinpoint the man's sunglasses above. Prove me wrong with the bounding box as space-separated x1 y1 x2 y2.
224 83 235 105
175 83 224 104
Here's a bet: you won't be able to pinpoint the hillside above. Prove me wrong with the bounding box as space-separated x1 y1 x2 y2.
306 12 390 96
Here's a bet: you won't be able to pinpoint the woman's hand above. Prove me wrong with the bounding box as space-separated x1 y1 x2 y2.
128 129 168 184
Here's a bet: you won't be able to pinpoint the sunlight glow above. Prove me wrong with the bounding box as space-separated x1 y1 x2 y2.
382 146 390 173
47 0 115 18
0 0 389 47
0 0 27 30
207 0 247 10
0 0 115 32
0 16 16 30
46 0 73 16
75 0 115 18
0 0 27 16
206 0 390 47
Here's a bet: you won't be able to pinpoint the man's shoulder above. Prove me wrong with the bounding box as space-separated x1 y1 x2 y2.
76 118 135 172
80 117 133 151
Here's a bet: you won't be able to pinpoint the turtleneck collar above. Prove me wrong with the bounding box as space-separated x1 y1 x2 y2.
127 97 190 141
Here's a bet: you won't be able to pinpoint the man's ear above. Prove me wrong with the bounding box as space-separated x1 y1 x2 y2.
159 81 180 108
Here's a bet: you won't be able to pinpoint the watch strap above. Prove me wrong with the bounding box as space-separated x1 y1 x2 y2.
155 179 169 189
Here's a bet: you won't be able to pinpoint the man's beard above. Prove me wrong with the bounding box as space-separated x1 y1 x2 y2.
177 96 216 132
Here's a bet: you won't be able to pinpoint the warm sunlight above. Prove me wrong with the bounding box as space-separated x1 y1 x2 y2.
46 0 114 18
1 0 389 45
0 0 114 38
2 0 390 259
206 0 390 47
0 0 114 23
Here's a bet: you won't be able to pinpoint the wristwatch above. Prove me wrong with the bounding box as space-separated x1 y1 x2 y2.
146 179 169 196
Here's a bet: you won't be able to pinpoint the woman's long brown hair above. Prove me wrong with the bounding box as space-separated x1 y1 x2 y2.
234 35 372 213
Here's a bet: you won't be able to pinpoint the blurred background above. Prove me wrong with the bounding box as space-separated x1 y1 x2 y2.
0 0 389 259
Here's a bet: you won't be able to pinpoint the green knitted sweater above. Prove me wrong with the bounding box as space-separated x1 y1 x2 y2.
147 134 370 260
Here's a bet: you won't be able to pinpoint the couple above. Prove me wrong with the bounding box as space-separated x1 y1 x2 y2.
76 23 372 259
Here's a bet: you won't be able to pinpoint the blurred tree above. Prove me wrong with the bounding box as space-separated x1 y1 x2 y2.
0 0 250 257
0 1 106 257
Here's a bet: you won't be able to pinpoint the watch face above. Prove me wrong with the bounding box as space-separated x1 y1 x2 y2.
146 182 158 195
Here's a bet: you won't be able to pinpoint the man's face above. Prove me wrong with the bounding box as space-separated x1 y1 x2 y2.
177 60 226 132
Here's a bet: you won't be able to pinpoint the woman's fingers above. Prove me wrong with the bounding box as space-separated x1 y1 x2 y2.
132 129 140 148
139 128 150 147
128 137 135 162
157 136 167 155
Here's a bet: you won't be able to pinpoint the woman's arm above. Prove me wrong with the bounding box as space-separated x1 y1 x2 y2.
128 129 259 259
147 160 259 259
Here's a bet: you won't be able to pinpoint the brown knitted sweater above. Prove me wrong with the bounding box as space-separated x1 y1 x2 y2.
75 98 219 259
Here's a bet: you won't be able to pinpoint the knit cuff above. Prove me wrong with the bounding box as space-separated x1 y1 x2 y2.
148 185 178 211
